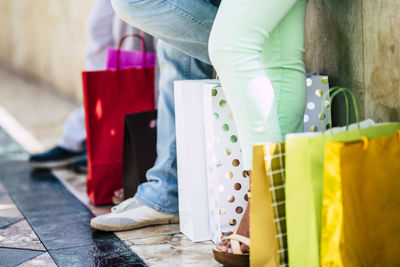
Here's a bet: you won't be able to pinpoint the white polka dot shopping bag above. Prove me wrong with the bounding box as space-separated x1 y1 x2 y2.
202 74 332 244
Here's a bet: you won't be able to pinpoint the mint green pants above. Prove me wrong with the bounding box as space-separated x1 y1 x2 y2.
209 0 308 169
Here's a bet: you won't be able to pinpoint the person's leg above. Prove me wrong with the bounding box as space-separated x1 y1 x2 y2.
58 107 86 152
111 10 157 204
29 106 87 168
208 0 308 257
85 0 115 70
209 0 307 170
111 0 218 64
135 40 213 215
90 41 213 230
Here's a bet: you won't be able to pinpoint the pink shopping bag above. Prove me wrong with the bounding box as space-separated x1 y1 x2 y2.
106 34 155 69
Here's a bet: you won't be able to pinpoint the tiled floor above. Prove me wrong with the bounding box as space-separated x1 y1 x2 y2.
0 128 146 266
0 68 221 266
0 166 221 267
0 155 54 266
0 192 53 267
115 225 221 267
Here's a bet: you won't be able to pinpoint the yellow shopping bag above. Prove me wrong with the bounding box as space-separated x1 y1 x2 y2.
251 143 287 267
321 131 400 267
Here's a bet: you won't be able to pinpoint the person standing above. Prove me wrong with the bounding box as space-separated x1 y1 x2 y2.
209 1 307 265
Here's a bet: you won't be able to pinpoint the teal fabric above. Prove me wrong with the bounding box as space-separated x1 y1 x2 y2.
209 0 308 169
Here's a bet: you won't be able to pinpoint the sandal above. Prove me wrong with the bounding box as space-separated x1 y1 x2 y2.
213 229 250 267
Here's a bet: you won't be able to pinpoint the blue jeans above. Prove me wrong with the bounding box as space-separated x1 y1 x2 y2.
111 0 218 64
111 0 217 215
135 41 212 215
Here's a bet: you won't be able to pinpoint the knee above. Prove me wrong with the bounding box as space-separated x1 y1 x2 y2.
209 26 250 74
208 27 232 72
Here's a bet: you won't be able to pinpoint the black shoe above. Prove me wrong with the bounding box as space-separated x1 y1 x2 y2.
29 146 86 169
71 156 87 174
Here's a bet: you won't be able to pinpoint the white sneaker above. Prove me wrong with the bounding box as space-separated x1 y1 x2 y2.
90 198 179 231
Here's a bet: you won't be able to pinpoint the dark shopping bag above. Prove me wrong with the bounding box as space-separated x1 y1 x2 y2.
123 110 157 199
82 34 155 205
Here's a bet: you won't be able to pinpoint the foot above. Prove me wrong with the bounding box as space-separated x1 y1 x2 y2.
29 146 86 169
90 198 179 231
112 188 124 205
216 205 249 254
216 171 250 254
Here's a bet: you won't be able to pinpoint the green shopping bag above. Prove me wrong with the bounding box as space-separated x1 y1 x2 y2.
285 87 400 267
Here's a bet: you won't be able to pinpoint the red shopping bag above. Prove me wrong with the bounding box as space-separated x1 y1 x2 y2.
82 34 155 205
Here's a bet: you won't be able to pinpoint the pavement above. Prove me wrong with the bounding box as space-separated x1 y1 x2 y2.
0 68 221 266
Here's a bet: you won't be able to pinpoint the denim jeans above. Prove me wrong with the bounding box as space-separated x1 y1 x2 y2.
135 40 212 215
110 0 216 215
111 0 218 64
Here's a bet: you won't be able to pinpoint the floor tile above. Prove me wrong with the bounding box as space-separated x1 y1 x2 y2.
28 211 95 250
0 192 13 205
0 192 23 221
0 164 88 218
11 188 88 218
126 234 175 246
0 182 6 194
0 205 23 218
0 164 65 194
127 233 221 267
52 169 112 216
116 224 181 241
52 170 87 201
50 240 146 267
0 127 26 158
0 220 46 251
0 216 22 229
0 153 28 162
0 248 44 267
0 127 28 161
0 194 22 217
17 252 57 267
0 159 144 266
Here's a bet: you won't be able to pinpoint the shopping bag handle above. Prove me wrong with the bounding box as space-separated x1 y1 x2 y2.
362 130 400 150
323 87 350 131
321 87 360 134
116 34 147 71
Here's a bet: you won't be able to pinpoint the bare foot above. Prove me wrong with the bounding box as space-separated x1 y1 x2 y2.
112 188 124 204
215 172 250 254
